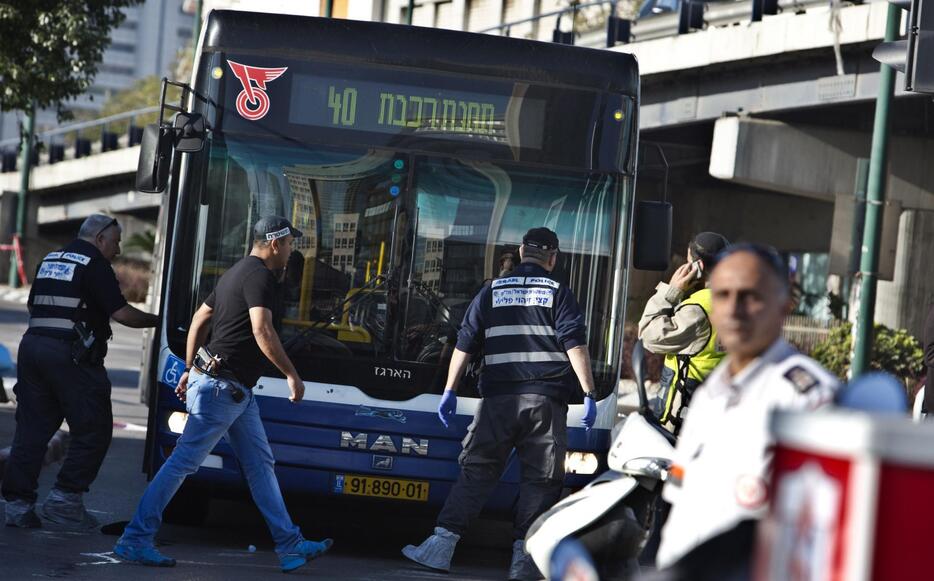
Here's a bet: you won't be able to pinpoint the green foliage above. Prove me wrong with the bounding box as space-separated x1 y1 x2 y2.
97 75 162 136
0 0 143 121
123 230 155 255
812 322 925 381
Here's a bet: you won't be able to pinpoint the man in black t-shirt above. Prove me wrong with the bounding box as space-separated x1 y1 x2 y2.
116 216 332 573
3 214 158 530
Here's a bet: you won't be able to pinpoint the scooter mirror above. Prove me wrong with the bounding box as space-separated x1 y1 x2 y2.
632 339 649 415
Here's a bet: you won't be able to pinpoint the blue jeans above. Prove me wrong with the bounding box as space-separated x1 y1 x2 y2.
119 371 302 556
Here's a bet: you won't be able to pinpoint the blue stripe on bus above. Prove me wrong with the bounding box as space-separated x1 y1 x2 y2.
153 380 609 502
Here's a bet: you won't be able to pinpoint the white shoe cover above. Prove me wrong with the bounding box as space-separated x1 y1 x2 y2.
509 539 543 581
401 526 460 572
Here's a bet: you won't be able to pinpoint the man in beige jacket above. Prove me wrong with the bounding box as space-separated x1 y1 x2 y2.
638 232 729 431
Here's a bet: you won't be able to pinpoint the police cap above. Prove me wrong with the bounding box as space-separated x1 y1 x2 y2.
522 227 559 252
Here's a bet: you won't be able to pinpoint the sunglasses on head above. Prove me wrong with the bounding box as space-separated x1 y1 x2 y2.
96 218 118 238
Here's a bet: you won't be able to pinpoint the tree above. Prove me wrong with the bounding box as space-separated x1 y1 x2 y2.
71 44 191 137
0 0 142 122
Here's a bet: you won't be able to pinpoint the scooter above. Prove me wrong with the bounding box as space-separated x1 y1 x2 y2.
525 340 677 580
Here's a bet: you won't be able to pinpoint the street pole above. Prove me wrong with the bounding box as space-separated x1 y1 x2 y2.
407 0 415 24
9 102 35 288
193 0 203 46
851 3 900 377
325 0 334 18
843 158 869 320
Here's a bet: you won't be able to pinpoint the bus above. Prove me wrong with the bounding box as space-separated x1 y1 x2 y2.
138 10 644 523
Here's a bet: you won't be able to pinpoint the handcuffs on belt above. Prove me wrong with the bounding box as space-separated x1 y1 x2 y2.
192 346 245 403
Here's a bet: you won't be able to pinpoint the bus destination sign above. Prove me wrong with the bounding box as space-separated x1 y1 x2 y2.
289 74 545 148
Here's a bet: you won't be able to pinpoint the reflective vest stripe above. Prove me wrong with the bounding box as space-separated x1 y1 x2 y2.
484 325 556 339
28 317 75 331
31 295 82 308
484 351 569 366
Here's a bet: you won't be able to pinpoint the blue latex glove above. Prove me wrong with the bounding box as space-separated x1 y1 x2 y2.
438 389 457 427
582 395 597 430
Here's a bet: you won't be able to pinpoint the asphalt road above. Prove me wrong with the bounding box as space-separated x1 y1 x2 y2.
0 296 512 580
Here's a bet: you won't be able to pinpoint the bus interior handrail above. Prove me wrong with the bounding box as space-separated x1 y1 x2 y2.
283 273 389 352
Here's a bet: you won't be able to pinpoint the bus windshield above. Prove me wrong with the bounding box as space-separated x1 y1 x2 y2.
171 135 629 401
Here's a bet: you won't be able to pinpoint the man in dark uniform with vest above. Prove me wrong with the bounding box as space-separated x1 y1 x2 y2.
639 231 729 432
3 214 158 529
402 227 597 581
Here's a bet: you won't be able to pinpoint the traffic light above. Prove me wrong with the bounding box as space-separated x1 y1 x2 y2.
873 0 934 93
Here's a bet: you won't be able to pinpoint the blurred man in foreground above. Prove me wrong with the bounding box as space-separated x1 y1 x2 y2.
655 244 839 578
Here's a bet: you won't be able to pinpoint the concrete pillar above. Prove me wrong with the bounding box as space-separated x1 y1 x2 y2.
875 209 934 340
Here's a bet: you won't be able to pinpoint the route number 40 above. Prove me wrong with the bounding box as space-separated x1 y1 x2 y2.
328 86 358 127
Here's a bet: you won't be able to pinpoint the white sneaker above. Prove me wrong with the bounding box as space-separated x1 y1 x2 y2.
401 526 460 572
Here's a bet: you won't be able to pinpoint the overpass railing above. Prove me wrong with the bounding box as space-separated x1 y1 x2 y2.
479 0 838 49
0 106 159 174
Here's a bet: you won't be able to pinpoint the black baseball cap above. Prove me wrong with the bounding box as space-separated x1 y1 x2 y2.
254 215 303 242
522 227 559 252
690 232 729 266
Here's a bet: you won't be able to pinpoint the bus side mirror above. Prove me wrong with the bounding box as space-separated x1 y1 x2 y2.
632 200 672 270
174 112 205 153
136 124 173 194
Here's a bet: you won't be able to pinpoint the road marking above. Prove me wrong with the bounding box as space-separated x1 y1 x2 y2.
78 552 120 566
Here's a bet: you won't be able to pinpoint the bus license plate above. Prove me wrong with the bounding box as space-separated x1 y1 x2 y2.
336 474 429 502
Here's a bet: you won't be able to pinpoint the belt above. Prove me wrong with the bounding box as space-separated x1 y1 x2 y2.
24 330 74 342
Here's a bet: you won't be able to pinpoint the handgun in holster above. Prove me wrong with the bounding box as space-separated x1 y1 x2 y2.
193 346 223 377
193 346 244 402
71 320 98 366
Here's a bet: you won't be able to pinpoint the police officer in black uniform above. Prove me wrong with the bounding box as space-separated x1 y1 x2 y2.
3 214 158 529
402 227 598 581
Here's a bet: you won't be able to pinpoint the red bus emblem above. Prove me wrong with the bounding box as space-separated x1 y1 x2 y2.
227 60 288 121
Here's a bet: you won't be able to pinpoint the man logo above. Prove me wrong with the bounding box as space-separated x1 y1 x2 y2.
341 432 429 456
227 60 288 121
372 455 394 470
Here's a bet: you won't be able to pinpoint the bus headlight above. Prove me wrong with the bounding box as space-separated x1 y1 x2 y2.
565 451 599 475
168 412 188 434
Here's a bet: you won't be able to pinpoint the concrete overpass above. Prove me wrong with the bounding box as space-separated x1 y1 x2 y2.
1 0 930 338
606 0 933 338
0 145 157 275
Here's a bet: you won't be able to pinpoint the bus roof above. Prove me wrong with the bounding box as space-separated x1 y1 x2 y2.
203 10 639 97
